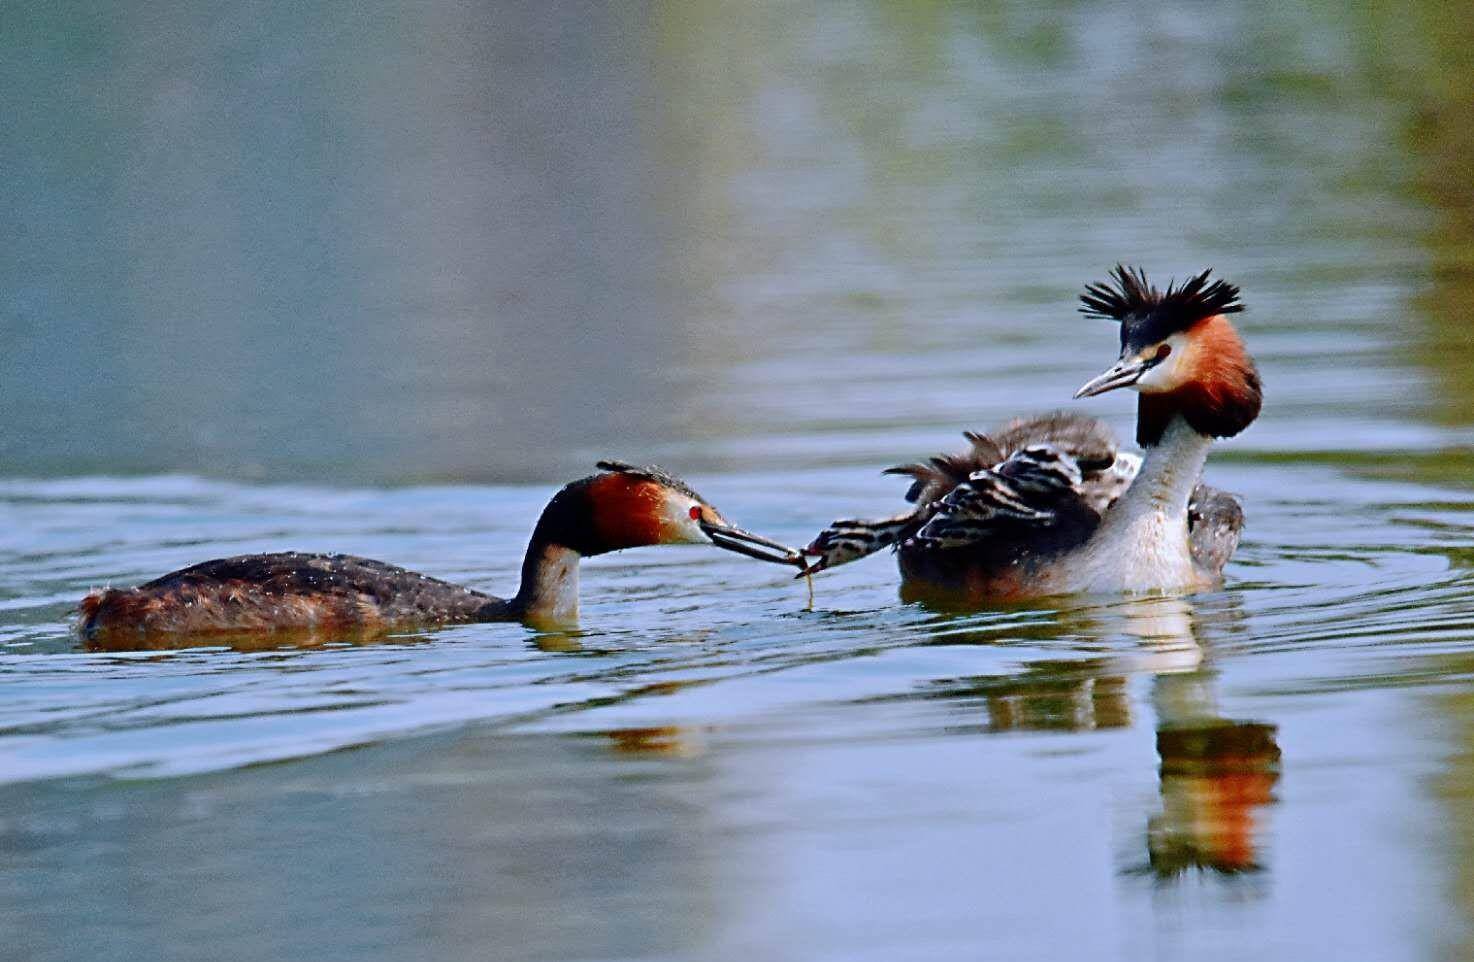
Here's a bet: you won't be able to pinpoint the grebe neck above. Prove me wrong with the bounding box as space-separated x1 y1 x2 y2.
498 484 599 627
1114 415 1212 526
509 543 582 627
1068 415 1212 593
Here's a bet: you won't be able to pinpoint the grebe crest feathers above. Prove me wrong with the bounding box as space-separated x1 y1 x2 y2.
1076 266 1261 446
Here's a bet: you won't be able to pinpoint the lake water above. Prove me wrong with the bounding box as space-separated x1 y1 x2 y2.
5 1 1474 959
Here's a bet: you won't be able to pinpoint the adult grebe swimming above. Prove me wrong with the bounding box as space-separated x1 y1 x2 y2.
798 266 1262 601
78 461 802 644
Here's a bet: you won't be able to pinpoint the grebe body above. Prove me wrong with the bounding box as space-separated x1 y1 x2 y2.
79 553 507 639
78 462 800 646
802 267 1260 603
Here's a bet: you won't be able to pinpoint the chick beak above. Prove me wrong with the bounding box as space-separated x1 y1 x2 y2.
1074 355 1150 398
795 557 829 578
695 510 807 568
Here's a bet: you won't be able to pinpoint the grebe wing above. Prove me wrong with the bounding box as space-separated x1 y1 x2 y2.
804 413 1136 572
908 443 1101 550
885 412 1129 510
1187 484 1245 576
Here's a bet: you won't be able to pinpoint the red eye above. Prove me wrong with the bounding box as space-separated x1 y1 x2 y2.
1154 344 1172 361
689 506 702 521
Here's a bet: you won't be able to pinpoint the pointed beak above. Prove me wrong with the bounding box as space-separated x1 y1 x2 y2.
1074 355 1150 398
697 516 808 568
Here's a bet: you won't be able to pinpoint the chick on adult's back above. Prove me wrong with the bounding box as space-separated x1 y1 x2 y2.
800 266 1261 602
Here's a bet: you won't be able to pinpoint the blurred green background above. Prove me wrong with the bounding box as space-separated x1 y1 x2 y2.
5 0 1471 483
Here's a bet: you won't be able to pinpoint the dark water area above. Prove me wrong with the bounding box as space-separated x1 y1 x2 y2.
5 0 1474 959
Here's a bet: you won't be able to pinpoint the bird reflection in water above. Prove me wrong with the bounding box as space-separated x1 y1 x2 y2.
604 725 707 758
581 679 713 758
1147 719 1280 876
1124 596 1280 878
981 659 1132 733
925 596 1280 878
79 622 440 653
530 629 585 653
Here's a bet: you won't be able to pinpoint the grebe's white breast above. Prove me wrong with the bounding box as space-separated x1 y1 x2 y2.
1053 417 1213 594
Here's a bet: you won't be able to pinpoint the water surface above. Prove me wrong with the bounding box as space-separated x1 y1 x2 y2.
5 0 1474 959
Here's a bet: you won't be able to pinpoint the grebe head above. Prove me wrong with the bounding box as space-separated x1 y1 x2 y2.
1074 265 1262 444
535 461 800 563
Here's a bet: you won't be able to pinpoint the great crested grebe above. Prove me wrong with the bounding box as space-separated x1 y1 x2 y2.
78 461 801 643
799 266 1261 601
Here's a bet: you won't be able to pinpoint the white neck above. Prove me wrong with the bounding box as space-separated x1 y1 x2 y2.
1114 417 1212 526
515 544 582 628
1068 416 1212 593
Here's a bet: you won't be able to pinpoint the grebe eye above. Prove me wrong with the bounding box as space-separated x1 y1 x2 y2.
1154 343 1172 361
689 506 703 521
